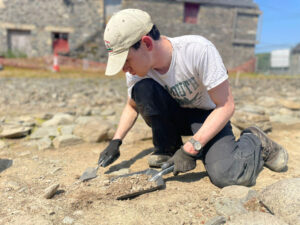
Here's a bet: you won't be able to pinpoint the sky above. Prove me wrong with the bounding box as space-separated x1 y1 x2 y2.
254 0 300 54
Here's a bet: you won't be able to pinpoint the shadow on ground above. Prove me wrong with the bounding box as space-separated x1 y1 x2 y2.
105 148 154 174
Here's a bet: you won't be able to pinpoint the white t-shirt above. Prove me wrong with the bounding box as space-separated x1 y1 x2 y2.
126 35 228 110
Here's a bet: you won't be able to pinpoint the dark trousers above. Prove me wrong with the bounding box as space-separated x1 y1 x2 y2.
132 79 264 188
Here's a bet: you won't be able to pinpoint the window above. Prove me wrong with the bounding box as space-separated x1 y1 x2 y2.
184 3 200 24
7 29 32 56
52 32 69 54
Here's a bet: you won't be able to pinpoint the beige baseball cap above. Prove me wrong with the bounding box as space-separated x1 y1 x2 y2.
104 9 153 76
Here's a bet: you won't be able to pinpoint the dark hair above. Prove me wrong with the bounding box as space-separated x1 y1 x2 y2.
131 24 161 50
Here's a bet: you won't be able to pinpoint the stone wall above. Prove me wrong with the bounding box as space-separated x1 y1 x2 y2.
0 0 104 58
123 0 261 69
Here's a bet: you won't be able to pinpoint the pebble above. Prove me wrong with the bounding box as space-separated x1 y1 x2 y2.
44 183 59 199
63 216 74 224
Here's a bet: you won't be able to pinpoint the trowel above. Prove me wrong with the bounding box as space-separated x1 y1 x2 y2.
79 156 112 182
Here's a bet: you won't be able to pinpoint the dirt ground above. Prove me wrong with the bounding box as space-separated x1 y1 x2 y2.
0 121 299 225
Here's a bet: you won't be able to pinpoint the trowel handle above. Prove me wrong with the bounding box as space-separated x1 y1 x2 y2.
160 165 175 176
149 165 175 182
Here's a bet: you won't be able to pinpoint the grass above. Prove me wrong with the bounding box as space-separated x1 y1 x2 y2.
0 66 299 80
0 66 126 79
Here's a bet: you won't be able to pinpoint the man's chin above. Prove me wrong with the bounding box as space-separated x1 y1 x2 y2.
135 73 147 77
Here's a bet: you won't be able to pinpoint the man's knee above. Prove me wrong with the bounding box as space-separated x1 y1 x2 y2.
206 162 254 188
132 79 161 102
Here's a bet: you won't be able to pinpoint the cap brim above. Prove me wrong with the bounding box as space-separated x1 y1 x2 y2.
105 50 129 76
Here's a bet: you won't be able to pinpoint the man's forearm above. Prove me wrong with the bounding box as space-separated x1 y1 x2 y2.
113 99 138 140
193 105 234 147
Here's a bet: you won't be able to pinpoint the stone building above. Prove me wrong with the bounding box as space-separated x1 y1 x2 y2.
0 0 105 59
0 0 261 69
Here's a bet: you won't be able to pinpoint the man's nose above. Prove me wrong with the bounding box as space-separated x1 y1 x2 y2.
122 63 129 73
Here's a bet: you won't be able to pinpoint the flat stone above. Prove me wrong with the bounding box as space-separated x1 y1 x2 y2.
0 125 31 138
259 178 300 225
44 183 59 199
53 135 83 148
214 197 247 217
239 105 266 115
0 140 7 149
256 96 278 108
231 111 272 132
279 98 300 110
227 212 288 225
37 137 52 150
30 126 59 139
73 120 112 142
42 113 74 127
220 185 258 203
60 125 75 135
270 115 300 125
204 216 226 225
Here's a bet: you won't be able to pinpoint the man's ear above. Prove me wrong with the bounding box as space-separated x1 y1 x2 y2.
141 36 153 51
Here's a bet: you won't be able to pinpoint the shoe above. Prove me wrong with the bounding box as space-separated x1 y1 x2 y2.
147 149 172 168
242 126 288 172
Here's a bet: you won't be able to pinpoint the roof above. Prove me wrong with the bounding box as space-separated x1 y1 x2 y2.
177 0 259 9
292 43 300 54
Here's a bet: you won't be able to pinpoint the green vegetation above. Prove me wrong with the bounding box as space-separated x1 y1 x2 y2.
1 50 27 58
256 53 270 72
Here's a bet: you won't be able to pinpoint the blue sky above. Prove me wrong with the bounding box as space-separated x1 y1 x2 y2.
254 0 300 54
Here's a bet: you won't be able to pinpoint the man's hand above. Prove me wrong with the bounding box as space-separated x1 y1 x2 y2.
98 139 122 167
161 147 196 176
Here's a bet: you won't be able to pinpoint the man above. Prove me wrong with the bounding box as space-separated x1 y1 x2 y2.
98 9 288 187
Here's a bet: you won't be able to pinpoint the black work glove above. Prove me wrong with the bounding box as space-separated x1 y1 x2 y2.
161 147 196 176
98 139 122 167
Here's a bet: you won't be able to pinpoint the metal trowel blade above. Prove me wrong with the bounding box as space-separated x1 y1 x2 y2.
79 165 99 182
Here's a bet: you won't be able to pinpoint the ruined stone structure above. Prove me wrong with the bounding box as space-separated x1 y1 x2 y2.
0 0 261 69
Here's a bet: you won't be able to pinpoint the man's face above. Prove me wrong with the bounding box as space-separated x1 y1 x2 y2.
122 42 152 77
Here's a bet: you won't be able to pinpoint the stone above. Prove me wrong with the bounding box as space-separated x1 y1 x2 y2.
270 115 300 125
0 125 32 138
256 96 278 108
231 111 272 132
278 107 295 116
62 216 74 224
279 98 300 110
37 137 52 150
227 212 288 225
220 185 258 203
30 126 59 139
53 135 83 148
123 122 152 144
73 120 112 142
204 216 226 225
101 108 115 116
259 178 300 225
42 113 74 127
44 183 59 199
60 125 75 135
239 105 266 115
0 140 7 149
214 197 247 217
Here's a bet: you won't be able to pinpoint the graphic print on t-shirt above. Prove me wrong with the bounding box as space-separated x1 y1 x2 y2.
164 77 201 106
